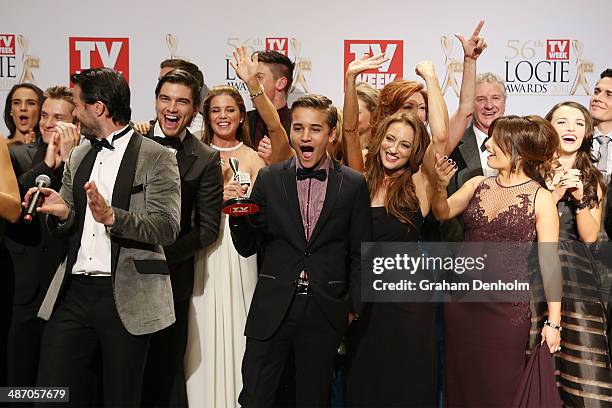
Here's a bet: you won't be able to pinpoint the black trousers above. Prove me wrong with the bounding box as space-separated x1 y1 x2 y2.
239 295 343 408
142 299 189 408
36 275 150 408
7 297 44 385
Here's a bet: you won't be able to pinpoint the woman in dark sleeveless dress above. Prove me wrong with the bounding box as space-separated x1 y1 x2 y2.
545 102 612 406
345 67 449 407
0 136 21 230
432 115 563 407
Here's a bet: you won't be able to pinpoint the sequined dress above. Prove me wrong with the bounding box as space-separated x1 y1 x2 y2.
444 177 542 407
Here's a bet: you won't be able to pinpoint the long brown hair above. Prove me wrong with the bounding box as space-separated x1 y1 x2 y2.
202 86 252 147
372 80 428 126
545 101 606 208
365 112 429 226
488 115 559 187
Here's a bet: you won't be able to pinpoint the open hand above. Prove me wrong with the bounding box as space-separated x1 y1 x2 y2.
56 121 80 162
84 181 114 225
231 46 259 85
44 134 62 170
346 53 389 78
133 121 152 135
434 153 458 190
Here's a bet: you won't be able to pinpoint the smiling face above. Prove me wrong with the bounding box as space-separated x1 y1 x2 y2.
11 87 41 135
39 98 75 144
209 94 243 141
473 81 506 134
484 133 512 171
550 105 586 156
290 106 335 168
379 121 414 173
590 77 612 127
398 93 427 123
155 82 197 138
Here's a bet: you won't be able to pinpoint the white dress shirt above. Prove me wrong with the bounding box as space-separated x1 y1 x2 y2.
72 126 133 275
473 125 497 177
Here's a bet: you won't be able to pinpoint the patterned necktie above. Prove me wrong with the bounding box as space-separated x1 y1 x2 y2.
596 135 611 173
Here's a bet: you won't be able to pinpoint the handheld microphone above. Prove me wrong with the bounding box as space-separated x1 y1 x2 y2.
24 174 51 223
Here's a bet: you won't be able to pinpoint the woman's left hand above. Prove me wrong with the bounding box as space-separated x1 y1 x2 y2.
541 324 561 354
231 46 259 85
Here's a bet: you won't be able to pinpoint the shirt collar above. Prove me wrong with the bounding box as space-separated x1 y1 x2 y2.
472 124 489 147
154 121 186 142
295 153 331 172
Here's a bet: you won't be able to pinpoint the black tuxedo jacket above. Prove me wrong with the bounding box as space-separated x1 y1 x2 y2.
230 157 372 340
145 124 223 301
6 142 66 304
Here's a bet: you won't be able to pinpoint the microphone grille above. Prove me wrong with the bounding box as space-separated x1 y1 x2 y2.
35 174 51 188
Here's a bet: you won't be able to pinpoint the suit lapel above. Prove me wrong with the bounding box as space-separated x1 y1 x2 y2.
176 131 197 178
308 160 342 245
281 158 306 243
458 126 484 176
110 131 143 273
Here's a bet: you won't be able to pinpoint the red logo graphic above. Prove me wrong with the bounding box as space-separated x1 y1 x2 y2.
69 37 129 84
265 37 289 56
344 40 403 89
546 40 570 60
0 34 16 56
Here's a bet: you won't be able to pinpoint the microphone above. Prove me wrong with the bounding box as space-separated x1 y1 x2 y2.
23 174 51 223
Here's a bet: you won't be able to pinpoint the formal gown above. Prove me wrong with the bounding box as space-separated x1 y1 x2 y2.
554 198 612 406
185 213 258 408
444 177 542 407
347 207 438 407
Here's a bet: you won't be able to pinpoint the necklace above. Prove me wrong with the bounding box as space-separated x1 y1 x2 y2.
211 142 243 152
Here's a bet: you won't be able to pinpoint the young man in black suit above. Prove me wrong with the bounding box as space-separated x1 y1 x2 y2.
229 94 372 407
141 69 223 407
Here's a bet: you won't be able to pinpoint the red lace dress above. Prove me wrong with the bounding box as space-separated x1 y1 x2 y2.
444 177 541 407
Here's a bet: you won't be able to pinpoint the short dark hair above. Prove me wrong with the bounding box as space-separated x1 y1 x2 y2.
291 94 338 130
601 68 612 79
71 67 131 125
160 58 204 88
155 69 201 108
3 83 44 138
256 50 295 95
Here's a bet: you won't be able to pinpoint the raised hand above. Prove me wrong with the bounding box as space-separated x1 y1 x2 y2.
456 20 487 61
56 121 80 163
415 60 438 81
44 134 62 170
84 181 114 225
231 46 259 86
434 153 458 190
346 53 389 78
257 136 273 165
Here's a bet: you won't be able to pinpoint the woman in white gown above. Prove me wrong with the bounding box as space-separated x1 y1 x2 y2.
186 46 291 406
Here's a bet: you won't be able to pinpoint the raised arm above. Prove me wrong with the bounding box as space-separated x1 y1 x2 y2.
343 53 388 172
231 46 292 163
447 20 487 155
417 61 449 179
0 137 21 223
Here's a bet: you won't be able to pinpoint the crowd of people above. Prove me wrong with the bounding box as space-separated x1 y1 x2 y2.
0 20 612 408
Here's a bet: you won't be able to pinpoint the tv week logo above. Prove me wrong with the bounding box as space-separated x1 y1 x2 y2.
0 34 15 55
69 37 129 84
265 38 289 56
546 40 570 60
344 40 403 89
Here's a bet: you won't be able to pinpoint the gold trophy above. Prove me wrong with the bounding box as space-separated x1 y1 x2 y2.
570 40 593 96
289 38 311 94
222 157 260 216
440 35 462 97
18 35 39 84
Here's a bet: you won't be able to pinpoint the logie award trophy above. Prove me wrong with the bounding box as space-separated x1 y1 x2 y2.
222 157 260 216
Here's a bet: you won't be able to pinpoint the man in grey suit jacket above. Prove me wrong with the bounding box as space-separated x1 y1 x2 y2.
23 68 181 407
445 73 506 241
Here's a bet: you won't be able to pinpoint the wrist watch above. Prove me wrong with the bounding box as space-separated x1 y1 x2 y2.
104 208 115 234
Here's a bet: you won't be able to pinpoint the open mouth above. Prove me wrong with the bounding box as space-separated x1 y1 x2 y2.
300 145 315 160
561 134 577 143
385 152 399 163
18 115 30 125
164 114 179 129
216 121 231 129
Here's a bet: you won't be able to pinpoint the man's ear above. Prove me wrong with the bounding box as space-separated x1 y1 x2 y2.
276 76 288 93
93 101 106 118
328 127 337 143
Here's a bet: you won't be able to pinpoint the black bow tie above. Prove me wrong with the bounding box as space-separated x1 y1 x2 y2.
152 135 182 150
90 137 114 151
297 167 327 181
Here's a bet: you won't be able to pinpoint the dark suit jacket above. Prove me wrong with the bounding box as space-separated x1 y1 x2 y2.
443 126 485 242
230 157 372 340
5 142 66 305
145 124 223 301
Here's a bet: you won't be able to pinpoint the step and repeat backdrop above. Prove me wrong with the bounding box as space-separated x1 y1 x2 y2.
1 0 610 135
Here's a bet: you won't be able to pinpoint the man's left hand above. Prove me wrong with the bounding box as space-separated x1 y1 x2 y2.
84 181 114 225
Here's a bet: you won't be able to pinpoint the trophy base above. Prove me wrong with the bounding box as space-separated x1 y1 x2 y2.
222 197 260 216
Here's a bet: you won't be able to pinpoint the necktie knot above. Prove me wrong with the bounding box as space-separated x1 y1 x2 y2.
596 135 611 145
297 167 327 181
